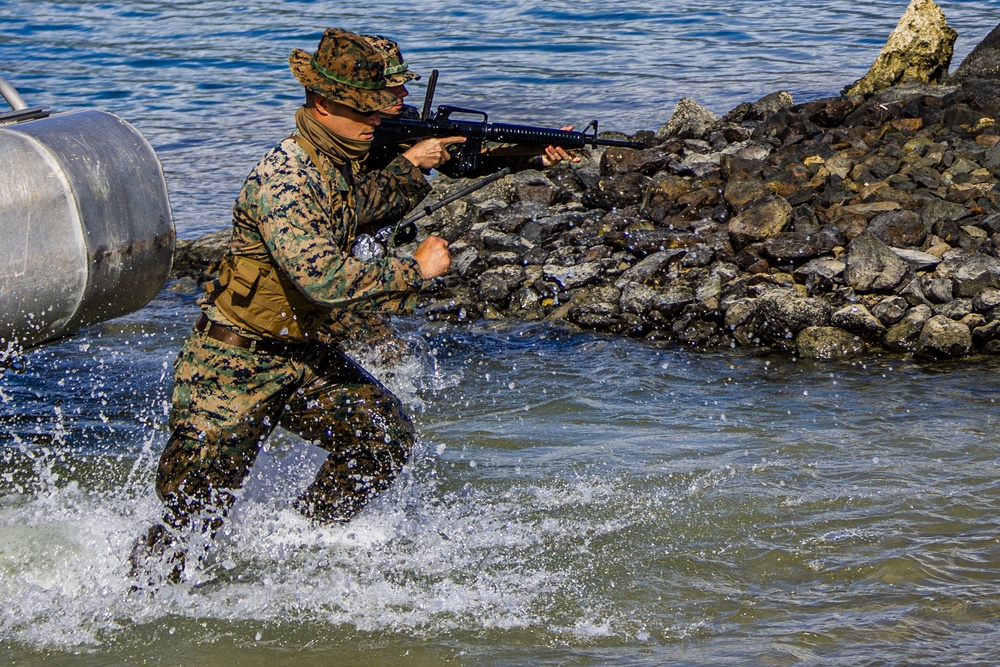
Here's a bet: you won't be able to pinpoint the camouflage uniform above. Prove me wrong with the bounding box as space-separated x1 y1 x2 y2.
322 35 426 357
152 30 432 546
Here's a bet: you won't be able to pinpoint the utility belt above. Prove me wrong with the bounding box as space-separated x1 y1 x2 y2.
193 313 371 388
194 313 306 356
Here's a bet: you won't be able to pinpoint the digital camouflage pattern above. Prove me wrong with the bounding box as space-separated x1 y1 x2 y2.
146 127 430 570
162 330 415 526
360 34 421 87
206 137 430 329
288 28 397 114
130 329 415 587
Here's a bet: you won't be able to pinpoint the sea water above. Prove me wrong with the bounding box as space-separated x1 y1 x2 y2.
2 1 1000 664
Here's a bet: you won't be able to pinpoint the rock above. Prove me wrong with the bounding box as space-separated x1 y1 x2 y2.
831 304 887 341
543 261 604 291
728 195 794 247
915 313 972 357
452 245 485 279
866 210 927 247
642 173 694 222
952 22 1000 81
844 233 912 292
481 228 530 254
933 298 972 320
973 287 1000 312
843 0 958 97
478 265 526 303
755 289 833 346
830 212 869 241
873 295 910 325
750 91 795 119
657 98 718 140
569 286 622 330
797 326 867 359
890 247 942 271
171 228 229 280
793 257 846 285
586 172 650 210
619 281 659 315
921 198 973 228
520 213 575 244
617 249 685 284
923 277 955 304
952 253 1000 297
724 298 756 330
973 320 1000 347
724 176 768 212
622 229 698 256
884 304 933 351
651 283 698 317
601 146 670 176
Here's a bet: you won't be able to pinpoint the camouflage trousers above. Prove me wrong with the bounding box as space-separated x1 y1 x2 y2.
158 327 415 528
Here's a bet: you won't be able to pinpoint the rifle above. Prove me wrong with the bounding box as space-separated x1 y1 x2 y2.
373 69 645 176
351 167 511 261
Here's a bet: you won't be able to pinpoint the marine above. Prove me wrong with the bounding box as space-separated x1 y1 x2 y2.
130 27 464 585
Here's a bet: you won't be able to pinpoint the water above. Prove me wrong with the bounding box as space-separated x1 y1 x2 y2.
2 0 1000 664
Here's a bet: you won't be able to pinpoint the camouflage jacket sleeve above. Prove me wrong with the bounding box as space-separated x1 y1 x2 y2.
234 138 428 312
353 153 431 225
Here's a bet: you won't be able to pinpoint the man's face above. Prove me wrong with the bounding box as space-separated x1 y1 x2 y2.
381 84 408 117
320 99 381 140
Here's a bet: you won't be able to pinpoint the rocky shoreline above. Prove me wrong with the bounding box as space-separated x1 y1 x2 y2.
171 6 1000 361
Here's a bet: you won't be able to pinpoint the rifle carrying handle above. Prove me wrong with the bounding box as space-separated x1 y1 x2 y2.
437 105 488 124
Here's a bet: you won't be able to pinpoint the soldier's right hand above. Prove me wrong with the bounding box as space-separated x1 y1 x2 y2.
402 137 466 170
413 235 451 279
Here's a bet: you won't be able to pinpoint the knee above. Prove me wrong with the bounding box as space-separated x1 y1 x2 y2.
155 433 202 502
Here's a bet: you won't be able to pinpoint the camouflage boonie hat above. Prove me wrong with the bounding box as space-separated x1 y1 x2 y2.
289 28 398 114
360 34 421 87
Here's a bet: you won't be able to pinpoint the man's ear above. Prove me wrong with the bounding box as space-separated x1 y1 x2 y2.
313 98 329 117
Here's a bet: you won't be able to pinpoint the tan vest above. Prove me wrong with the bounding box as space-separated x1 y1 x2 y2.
206 253 328 342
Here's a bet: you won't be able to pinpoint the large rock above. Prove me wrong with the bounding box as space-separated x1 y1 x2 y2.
797 326 867 360
843 0 958 97
884 304 933 352
755 290 833 346
952 253 1000 298
831 304 887 342
478 265 526 303
657 98 717 140
952 22 1000 81
915 314 972 358
728 195 793 248
844 233 912 293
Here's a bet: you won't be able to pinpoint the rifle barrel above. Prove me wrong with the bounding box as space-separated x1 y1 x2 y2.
375 117 644 151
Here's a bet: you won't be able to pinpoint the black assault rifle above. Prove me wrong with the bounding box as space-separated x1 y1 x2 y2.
373 69 645 177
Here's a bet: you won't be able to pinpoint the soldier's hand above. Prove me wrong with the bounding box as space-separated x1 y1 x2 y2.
402 137 466 170
541 125 582 167
413 235 451 279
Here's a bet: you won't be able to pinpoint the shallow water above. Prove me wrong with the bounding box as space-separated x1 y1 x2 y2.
3 1 1000 664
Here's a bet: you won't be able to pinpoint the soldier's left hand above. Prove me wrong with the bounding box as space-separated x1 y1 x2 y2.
541 126 582 167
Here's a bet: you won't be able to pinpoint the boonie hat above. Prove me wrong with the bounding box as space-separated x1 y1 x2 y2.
360 34 421 87
289 28 398 114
